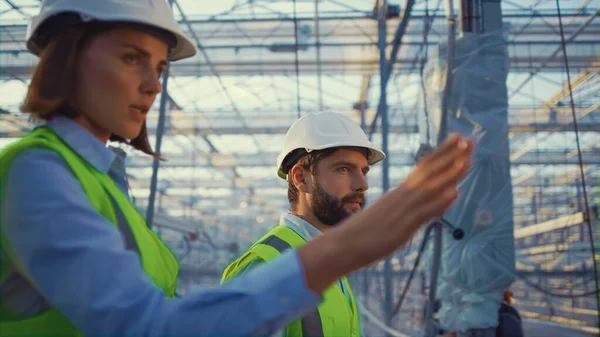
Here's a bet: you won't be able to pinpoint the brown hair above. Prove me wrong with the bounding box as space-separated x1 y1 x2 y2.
20 14 174 159
287 148 339 211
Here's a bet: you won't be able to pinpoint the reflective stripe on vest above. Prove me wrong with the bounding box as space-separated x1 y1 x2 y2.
258 235 324 337
106 188 140 254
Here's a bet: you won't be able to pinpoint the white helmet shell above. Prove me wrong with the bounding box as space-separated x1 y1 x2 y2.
26 0 197 61
276 112 386 180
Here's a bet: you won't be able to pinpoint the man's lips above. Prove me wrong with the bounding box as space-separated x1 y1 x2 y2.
345 199 363 206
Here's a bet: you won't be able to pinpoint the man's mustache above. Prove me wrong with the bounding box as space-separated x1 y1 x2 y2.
341 193 365 206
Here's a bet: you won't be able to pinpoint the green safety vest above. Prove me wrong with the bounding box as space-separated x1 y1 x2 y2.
221 225 361 337
0 126 179 336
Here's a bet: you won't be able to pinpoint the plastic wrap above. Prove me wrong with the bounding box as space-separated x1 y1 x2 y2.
420 31 516 332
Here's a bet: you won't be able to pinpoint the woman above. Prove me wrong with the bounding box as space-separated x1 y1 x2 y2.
0 1 474 336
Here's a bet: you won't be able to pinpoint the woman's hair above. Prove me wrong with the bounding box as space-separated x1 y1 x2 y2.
21 13 175 158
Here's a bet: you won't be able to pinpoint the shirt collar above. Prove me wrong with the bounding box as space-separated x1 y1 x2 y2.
44 116 117 174
279 212 323 242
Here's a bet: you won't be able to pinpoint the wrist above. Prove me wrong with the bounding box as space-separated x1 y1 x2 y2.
297 230 353 294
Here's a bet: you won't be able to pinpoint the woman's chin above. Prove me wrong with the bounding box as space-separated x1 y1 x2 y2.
113 128 141 141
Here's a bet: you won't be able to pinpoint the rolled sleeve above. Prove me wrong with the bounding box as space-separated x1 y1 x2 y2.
1 149 320 336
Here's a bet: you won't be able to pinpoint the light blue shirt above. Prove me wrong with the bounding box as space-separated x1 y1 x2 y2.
0 116 321 336
281 213 322 241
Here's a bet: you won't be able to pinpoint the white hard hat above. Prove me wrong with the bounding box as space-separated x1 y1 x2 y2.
276 112 386 180
26 0 197 61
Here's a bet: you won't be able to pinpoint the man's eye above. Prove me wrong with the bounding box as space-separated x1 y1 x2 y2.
123 54 139 64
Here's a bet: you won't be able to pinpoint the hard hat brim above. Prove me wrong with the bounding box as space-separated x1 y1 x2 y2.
26 4 197 61
277 144 386 180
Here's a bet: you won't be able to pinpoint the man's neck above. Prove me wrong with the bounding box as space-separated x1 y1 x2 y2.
291 211 330 233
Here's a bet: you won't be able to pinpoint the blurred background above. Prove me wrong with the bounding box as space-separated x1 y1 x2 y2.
0 0 598 336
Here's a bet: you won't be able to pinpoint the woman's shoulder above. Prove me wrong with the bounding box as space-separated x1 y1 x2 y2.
4 147 78 195
8 147 70 174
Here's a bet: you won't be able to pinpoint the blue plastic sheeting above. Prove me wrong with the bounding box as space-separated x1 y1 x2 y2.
420 31 517 332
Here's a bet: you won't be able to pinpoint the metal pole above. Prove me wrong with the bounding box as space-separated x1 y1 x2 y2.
146 0 176 229
360 104 366 131
368 0 415 141
426 0 456 336
145 63 171 228
576 179 586 242
424 222 442 337
314 0 323 111
437 1 456 144
532 193 538 224
292 0 302 118
359 81 370 320
377 0 394 332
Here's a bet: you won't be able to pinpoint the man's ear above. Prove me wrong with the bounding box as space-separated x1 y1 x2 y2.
290 165 311 193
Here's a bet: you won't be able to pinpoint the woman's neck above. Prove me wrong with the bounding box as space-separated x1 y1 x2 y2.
73 115 111 144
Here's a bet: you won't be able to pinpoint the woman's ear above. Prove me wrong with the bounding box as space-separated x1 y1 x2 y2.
290 165 311 193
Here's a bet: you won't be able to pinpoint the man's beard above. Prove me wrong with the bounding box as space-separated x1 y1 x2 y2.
311 183 365 227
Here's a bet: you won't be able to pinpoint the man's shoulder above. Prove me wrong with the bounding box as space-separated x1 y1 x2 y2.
221 249 266 282
264 225 307 247
221 225 305 281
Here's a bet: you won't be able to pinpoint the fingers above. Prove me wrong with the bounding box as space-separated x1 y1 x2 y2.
430 167 470 198
396 133 473 225
405 186 460 230
424 147 473 197
405 133 474 190
421 134 473 177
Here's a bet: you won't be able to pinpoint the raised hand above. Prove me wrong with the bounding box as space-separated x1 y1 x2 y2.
299 133 474 294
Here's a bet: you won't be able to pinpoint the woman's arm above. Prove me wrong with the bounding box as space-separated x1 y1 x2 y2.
1 133 472 336
2 149 321 336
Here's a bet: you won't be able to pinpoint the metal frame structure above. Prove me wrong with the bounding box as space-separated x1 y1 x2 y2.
0 0 599 335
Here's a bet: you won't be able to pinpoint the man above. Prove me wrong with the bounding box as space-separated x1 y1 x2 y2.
221 112 385 337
